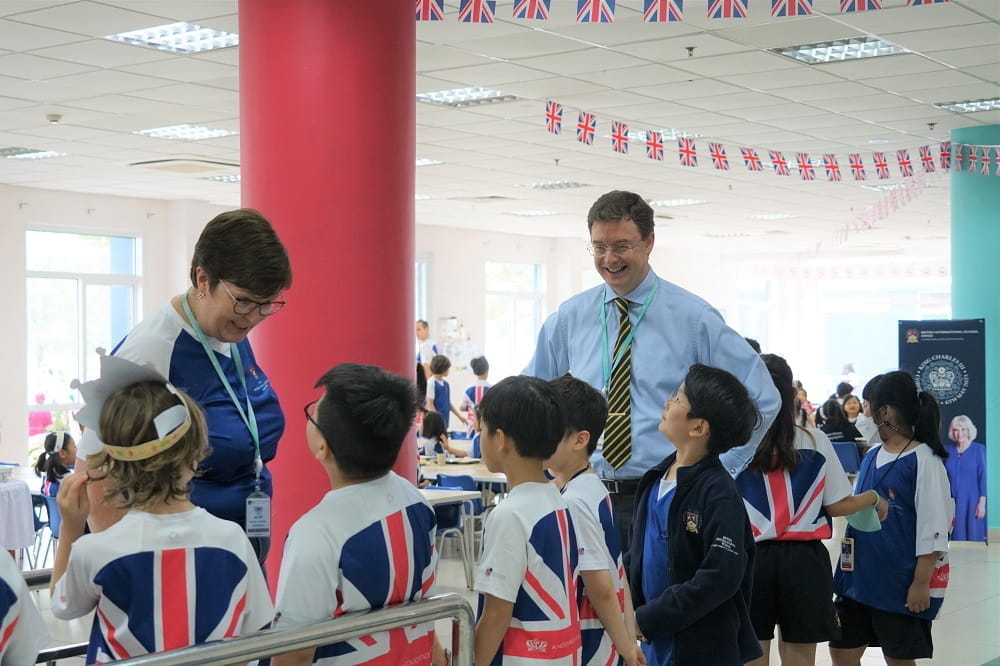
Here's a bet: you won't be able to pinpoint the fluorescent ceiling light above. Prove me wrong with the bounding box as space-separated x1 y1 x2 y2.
415 158 443 167
749 213 798 221
649 199 707 207
417 87 519 107
868 139 889 144
771 37 907 65
202 174 240 183
934 98 1000 113
605 128 700 142
505 210 558 217
134 124 238 141
862 183 906 192
0 147 67 159
105 22 238 54
517 180 589 190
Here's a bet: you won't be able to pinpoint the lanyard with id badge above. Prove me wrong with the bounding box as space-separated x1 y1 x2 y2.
182 295 270 538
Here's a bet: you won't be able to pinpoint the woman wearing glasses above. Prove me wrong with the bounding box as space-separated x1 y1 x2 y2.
75 209 292 565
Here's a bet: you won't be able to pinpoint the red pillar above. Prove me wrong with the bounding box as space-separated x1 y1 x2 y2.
239 0 416 582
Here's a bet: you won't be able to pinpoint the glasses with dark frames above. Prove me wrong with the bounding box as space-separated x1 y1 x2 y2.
220 280 286 316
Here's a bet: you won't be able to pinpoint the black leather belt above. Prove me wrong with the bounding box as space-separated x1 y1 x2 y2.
600 478 641 495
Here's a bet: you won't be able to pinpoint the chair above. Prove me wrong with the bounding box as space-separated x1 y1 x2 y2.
831 441 861 475
436 474 491 557
425 485 473 588
42 493 62 566
25 494 49 568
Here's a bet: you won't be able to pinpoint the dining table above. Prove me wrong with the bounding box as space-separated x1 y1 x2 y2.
0 467 36 553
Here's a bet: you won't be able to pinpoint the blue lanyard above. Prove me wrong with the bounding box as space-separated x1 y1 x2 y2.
600 279 659 393
181 294 263 487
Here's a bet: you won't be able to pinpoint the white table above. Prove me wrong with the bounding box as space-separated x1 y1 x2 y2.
419 488 483 588
0 479 35 551
420 488 482 506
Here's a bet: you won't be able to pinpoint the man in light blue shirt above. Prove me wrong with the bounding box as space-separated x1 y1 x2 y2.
524 190 780 538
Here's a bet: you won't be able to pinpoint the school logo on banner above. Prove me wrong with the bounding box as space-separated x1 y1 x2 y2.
916 354 969 405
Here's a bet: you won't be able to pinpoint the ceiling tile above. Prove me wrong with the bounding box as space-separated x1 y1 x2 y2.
862 69 985 93
516 49 651 76
119 56 237 83
8 1 168 37
27 38 175 67
0 52 97 79
96 1 237 22
716 15 862 48
885 22 1000 53
835 2 985 34
49 69 175 94
417 42 494 72
671 50 800 77
815 54 948 80
0 19 86 50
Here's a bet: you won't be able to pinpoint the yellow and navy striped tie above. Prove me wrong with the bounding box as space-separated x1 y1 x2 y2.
603 297 632 469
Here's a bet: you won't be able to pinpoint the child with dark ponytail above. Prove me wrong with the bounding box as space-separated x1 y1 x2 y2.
830 370 952 666
33 431 77 497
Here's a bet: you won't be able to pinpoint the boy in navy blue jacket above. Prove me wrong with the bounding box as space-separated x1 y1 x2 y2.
626 364 761 666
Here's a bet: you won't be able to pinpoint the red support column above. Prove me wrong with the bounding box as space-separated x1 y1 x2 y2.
239 0 416 581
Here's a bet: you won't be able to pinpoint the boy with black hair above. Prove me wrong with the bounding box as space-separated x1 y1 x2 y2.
426 353 468 429
474 376 582 666
272 363 440 666
546 376 644 666
627 364 761 666
462 356 492 438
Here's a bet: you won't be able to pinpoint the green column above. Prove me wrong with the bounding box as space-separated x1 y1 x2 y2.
951 125 1000 536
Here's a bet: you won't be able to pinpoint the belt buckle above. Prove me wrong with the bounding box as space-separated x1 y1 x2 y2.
602 478 620 494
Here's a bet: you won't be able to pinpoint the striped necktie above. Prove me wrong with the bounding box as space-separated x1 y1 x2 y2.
603 297 632 469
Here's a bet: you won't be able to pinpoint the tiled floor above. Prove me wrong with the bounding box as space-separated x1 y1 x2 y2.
24 520 1000 665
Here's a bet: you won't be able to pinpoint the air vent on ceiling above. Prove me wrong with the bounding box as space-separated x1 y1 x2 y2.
130 158 239 174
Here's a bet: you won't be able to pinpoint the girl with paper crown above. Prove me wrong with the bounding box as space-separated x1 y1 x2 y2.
49 354 273 664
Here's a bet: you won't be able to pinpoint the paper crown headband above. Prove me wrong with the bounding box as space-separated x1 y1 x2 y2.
71 353 191 462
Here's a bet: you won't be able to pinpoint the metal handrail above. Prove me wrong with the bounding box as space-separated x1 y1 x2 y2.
111 593 474 665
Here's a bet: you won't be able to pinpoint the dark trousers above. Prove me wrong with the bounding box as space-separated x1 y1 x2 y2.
608 484 639 549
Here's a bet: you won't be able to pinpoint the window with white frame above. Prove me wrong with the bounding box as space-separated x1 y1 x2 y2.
25 230 141 436
484 261 546 380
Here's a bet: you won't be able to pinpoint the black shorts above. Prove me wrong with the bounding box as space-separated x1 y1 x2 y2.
829 596 933 660
750 540 840 643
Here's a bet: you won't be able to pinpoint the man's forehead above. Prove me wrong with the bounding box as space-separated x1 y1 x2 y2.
590 218 644 238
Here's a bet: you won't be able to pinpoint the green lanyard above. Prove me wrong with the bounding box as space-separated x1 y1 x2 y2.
181 294 263 489
600 280 659 395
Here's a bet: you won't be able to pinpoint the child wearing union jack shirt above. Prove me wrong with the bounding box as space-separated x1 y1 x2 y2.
50 355 273 664
272 364 440 666
546 375 644 666
0 548 49 664
474 376 582 666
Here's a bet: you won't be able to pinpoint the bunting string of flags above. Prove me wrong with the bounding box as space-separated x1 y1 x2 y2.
417 0 948 22
543 100 999 179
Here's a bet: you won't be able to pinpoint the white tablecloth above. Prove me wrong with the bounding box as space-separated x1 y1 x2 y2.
0 480 34 550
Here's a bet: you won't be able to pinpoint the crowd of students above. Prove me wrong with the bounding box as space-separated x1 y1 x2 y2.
1 350 952 666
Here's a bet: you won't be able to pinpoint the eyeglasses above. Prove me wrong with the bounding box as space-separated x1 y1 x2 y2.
304 399 320 429
587 240 641 257
220 281 286 316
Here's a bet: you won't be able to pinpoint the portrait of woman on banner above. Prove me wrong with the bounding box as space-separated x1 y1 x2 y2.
944 414 987 542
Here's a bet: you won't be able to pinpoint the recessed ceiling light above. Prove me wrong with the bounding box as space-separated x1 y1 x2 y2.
133 124 238 141
649 199 707 207
749 213 798 221
105 22 238 54
505 210 558 217
934 98 1000 113
0 146 67 159
862 183 906 191
416 87 520 107
202 174 240 183
771 37 907 65
415 158 443 167
868 139 889 144
516 180 589 190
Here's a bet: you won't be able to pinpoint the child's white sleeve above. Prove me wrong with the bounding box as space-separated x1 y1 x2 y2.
1 557 49 665
50 540 101 620
273 524 338 629
567 495 609 573
475 508 526 603
914 450 953 556
425 380 436 402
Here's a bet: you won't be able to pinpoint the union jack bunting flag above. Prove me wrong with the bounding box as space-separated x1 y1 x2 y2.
896 149 913 177
678 138 698 167
939 141 951 170
981 147 992 175
707 0 747 18
646 131 664 160
458 0 496 22
872 152 889 179
918 145 935 173
907 0 949 5
772 0 813 16
513 0 551 19
967 145 978 171
848 154 866 180
840 0 881 10
643 0 683 21
709 142 729 170
416 0 445 20
741 147 763 171
994 147 1000 176
545 100 563 135
823 154 841 181
769 150 789 175
797 154 815 180
611 121 629 154
577 111 597 145
954 144 964 172
577 0 616 22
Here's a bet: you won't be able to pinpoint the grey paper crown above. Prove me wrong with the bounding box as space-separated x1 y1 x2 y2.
71 351 170 441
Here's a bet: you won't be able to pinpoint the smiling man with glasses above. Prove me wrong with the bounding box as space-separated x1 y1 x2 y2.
524 190 780 541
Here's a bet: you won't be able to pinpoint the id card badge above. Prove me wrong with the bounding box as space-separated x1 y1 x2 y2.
246 491 271 538
839 537 855 572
